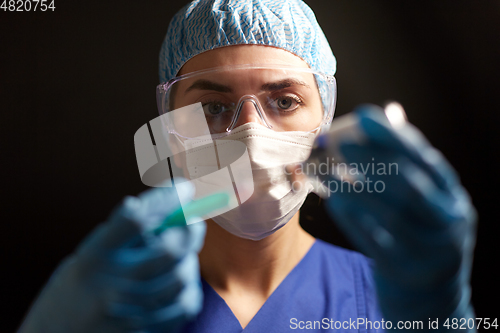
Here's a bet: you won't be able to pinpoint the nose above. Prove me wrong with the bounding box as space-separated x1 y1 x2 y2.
229 95 273 130
234 100 263 127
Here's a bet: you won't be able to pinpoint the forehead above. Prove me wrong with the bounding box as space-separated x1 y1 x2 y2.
178 45 311 76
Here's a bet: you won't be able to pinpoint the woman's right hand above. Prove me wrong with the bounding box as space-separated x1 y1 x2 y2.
18 183 206 333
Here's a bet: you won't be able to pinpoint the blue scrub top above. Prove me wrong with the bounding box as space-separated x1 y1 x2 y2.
181 239 384 332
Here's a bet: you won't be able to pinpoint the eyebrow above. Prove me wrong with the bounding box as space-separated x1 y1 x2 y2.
184 78 311 93
185 80 232 93
261 78 311 91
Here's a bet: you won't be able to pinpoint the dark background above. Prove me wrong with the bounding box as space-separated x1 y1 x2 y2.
1 0 499 331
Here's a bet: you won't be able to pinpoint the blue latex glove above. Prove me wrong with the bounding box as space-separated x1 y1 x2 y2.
323 106 477 331
18 182 206 333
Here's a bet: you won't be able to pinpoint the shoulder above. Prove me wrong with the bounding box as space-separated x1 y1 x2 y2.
312 238 375 275
312 238 376 292
309 239 383 324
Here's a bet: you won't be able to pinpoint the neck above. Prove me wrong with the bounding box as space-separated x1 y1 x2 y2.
199 212 315 297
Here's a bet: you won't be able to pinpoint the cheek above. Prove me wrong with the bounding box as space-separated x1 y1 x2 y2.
308 100 324 126
172 152 182 168
306 83 325 126
315 104 324 123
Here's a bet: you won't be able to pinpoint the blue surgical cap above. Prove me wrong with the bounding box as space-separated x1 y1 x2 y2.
159 0 336 83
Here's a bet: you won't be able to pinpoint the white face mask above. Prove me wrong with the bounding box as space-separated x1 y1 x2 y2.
182 123 316 240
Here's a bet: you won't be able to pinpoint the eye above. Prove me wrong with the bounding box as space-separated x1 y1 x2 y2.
272 96 302 111
277 97 292 109
202 101 232 116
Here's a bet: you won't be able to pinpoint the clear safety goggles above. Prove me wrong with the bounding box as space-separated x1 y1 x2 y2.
156 64 336 139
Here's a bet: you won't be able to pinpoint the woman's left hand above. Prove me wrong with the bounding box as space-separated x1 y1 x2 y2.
323 106 477 330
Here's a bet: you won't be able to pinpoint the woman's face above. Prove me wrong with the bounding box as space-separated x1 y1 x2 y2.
171 45 324 134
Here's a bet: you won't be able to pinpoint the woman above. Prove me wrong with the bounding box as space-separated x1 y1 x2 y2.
19 0 476 332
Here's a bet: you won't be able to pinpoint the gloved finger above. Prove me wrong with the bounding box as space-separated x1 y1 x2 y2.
326 162 453 248
355 106 460 192
326 191 445 288
327 188 462 289
137 280 203 331
352 195 464 285
108 279 203 331
103 223 206 281
332 190 422 263
400 161 476 229
102 246 179 281
99 252 199 305
104 254 200 317
339 141 471 230
80 182 196 252
75 197 142 257
326 149 474 288
156 220 207 256
325 184 401 262
134 180 196 228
